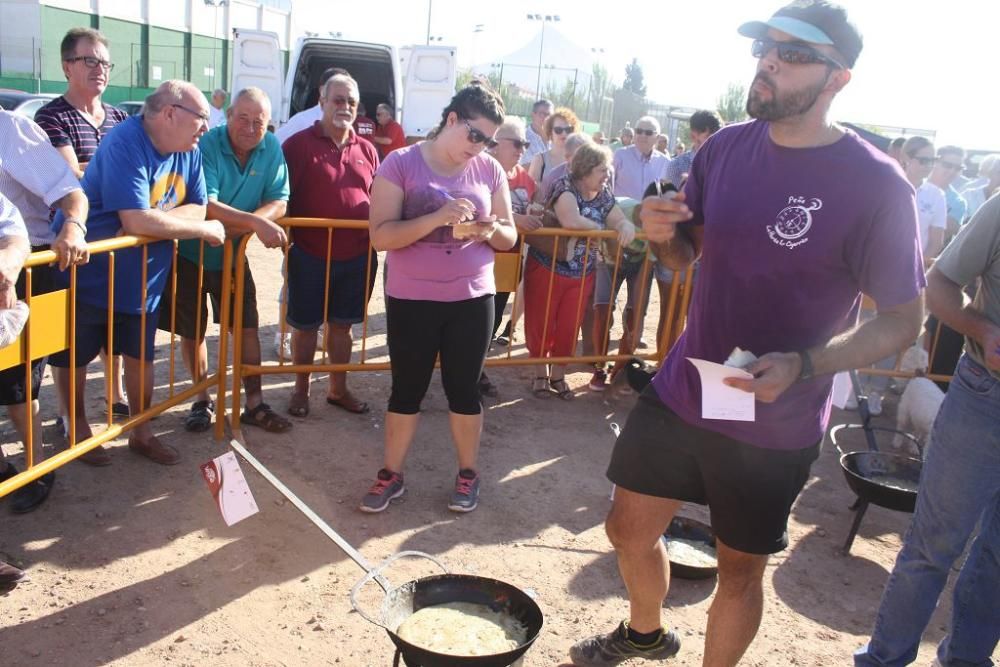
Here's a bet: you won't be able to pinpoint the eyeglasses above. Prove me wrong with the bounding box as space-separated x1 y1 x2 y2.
751 37 845 69
551 126 572 135
326 95 358 108
462 119 496 146
65 56 115 71
938 160 963 172
634 128 656 136
909 155 936 167
171 103 210 124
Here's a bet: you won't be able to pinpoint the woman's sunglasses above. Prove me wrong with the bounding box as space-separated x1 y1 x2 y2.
551 126 572 135
751 37 845 69
463 119 497 147
634 128 656 137
909 156 937 167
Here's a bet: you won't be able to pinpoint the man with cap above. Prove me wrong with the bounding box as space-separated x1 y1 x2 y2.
569 3 924 666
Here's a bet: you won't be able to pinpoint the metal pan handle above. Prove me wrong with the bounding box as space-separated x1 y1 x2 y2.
350 551 450 629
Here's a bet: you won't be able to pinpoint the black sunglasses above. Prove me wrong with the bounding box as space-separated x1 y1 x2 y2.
634 128 656 137
65 56 115 71
911 156 936 167
498 137 531 150
462 119 496 146
937 160 963 171
551 126 572 135
751 37 845 69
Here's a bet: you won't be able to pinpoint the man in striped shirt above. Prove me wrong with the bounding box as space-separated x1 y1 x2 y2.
35 27 130 427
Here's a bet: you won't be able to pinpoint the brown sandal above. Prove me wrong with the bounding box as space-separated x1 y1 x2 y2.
287 392 310 417
241 403 293 433
549 378 574 400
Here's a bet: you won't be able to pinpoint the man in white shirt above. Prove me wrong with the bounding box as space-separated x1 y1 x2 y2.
275 67 347 145
209 88 227 128
521 99 553 166
0 111 90 511
916 181 947 259
612 116 671 199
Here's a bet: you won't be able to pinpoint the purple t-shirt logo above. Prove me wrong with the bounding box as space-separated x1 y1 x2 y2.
767 195 823 250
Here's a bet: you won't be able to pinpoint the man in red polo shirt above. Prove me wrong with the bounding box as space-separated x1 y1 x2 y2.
282 73 379 418
354 101 377 145
372 103 406 159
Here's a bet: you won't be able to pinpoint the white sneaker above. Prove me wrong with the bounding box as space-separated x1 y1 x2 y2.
867 391 883 416
273 332 292 358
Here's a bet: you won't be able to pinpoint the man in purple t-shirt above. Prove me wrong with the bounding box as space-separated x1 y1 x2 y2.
570 3 925 667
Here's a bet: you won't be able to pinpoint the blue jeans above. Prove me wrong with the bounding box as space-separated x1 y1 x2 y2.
855 355 1000 666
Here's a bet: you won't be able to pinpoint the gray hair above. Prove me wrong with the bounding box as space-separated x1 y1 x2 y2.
635 115 661 134
497 116 525 136
565 132 591 156
376 102 394 118
978 154 1000 178
213 88 227 98
322 73 359 99
231 86 271 114
144 80 198 115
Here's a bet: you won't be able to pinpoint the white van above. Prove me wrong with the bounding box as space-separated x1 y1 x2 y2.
230 29 457 140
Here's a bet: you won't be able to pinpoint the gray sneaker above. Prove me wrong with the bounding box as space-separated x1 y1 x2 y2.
448 469 480 512
359 468 405 513
569 622 680 666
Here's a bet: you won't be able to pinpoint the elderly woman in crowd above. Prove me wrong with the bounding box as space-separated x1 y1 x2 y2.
362 83 516 514
479 116 543 396
527 107 579 188
523 142 634 400
961 153 1000 221
372 102 407 159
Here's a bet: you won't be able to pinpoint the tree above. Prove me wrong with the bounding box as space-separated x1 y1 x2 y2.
622 58 647 97
585 62 614 123
717 82 748 123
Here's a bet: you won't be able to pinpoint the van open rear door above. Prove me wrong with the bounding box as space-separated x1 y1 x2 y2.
231 29 286 124
401 45 457 140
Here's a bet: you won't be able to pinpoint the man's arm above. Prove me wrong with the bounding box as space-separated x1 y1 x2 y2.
206 198 288 248
925 226 945 259
50 190 90 270
726 295 924 402
0 235 30 309
53 145 85 179
927 267 1000 370
119 209 224 246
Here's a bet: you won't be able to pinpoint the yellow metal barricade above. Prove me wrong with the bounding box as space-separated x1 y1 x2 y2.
0 237 231 498
227 219 696 438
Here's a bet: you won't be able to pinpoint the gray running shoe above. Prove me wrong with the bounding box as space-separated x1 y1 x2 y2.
569 622 680 666
448 469 480 512
359 468 405 513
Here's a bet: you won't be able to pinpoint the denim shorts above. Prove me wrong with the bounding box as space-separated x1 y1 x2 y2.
286 244 377 329
593 260 653 309
50 301 159 366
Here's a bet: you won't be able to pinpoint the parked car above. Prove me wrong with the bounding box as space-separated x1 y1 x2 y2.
0 89 58 120
116 101 144 116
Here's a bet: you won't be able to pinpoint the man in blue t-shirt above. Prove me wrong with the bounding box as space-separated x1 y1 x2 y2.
157 87 291 435
571 3 925 666
50 80 225 467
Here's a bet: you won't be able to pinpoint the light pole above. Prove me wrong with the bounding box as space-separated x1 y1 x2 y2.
426 0 433 45
527 13 559 99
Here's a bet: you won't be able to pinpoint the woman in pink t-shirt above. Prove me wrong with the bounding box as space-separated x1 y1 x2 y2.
360 83 516 514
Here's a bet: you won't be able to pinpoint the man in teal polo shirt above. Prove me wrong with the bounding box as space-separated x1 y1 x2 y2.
158 86 292 433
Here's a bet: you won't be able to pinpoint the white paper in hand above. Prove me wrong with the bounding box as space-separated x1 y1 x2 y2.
201 451 259 526
831 371 852 409
687 358 756 422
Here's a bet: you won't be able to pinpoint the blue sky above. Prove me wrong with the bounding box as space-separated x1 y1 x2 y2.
294 0 998 150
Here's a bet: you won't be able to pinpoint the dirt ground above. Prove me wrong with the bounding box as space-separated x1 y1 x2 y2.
2 237 995 667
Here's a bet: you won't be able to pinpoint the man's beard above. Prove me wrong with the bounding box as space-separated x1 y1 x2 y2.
746 72 828 121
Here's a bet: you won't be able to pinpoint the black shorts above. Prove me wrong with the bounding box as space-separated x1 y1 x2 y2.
0 247 55 405
286 245 377 329
50 301 159 366
607 386 820 555
156 255 259 338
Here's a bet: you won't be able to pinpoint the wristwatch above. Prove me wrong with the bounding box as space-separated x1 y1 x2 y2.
796 350 814 381
65 217 88 235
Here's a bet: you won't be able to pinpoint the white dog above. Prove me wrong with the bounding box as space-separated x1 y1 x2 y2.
892 345 945 458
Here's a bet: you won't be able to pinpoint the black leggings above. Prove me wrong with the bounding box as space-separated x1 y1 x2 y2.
387 294 494 415
492 290 511 338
